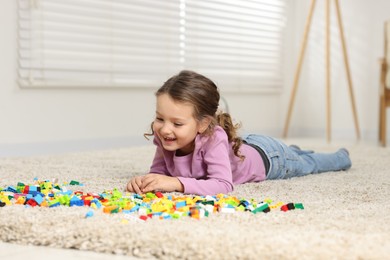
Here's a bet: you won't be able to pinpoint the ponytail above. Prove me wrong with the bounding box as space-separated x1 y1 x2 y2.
216 112 245 160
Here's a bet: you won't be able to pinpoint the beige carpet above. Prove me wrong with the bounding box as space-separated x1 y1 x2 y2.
0 140 389 259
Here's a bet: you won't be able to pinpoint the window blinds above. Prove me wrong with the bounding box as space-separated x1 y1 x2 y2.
18 0 287 91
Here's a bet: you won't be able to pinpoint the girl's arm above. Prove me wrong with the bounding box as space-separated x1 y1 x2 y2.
176 134 234 195
137 128 234 196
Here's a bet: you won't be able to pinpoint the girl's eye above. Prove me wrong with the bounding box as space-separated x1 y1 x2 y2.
174 123 183 127
155 117 163 122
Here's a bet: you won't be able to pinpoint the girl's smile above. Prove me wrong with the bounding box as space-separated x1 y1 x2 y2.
161 136 176 146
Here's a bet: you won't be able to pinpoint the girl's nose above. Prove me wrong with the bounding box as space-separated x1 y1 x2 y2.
160 123 172 134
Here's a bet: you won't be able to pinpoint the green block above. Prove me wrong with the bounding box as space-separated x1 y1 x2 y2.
145 192 156 199
49 198 59 206
252 203 269 214
294 203 304 209
69 180 80 185
111 206 120 213
237 205 245 211
16 182 25 193
225 199 238 207
58 195 70 206
112 189 122 199
200 200 214 206
172 213 181 219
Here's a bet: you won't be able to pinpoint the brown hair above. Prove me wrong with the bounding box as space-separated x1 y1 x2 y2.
146 70 244 159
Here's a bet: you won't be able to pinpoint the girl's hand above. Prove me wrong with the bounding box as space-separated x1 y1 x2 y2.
126 176 144 194
141 174 184 193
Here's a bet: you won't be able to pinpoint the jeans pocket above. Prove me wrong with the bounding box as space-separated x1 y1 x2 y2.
281 145 299 161
282 147 302 178
266 151 283 179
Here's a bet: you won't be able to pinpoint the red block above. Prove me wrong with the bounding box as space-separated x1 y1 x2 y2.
23 186 29 194
26 199 38 207
281 205 289 212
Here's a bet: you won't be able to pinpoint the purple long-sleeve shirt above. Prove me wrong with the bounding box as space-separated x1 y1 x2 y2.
149 126 266 196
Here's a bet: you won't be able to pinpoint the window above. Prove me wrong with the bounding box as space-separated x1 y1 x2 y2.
18 0 287 91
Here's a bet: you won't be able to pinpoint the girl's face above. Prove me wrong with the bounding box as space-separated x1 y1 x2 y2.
153 93 209 156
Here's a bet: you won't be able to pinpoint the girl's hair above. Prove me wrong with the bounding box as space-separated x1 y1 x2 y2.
146 70 244 159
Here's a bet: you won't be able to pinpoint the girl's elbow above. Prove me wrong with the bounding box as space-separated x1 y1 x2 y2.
223 182 234 194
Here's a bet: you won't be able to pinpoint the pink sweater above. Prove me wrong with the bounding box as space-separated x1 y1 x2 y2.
149 126 266 195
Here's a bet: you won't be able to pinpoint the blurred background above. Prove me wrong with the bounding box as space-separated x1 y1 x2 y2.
1 0 389 156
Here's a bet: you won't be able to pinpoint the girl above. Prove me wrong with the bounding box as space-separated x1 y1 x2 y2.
126 70 352 196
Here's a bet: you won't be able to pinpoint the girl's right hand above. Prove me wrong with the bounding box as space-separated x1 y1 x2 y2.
126 176 144 194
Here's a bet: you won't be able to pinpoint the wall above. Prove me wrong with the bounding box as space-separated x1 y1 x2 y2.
0 1 282 156
1 1 389 157
283 0 390 142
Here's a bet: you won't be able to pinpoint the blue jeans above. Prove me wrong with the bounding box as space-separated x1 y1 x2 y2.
242 134 352 180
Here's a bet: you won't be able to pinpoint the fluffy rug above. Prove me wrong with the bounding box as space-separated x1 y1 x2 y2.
0 140 389 259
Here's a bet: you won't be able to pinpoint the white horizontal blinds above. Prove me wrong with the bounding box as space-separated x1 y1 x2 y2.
18 0 181 88
18 0 286 90
182 0 287 90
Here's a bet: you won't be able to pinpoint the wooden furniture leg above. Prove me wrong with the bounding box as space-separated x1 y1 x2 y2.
334 0 361 140
283 0 317 138
325 0 331 142
283 0 360 142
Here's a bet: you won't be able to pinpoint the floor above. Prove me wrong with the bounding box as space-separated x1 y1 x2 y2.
0 242 138 259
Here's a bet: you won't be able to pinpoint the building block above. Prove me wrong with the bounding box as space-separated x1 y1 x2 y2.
1 179 304 221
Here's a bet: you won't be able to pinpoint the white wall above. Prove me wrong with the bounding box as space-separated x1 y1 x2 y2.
283 0 390 142
0 0 389 157
0 1 282 156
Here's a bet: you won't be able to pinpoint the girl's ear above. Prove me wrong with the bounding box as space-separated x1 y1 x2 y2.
198 117 212 134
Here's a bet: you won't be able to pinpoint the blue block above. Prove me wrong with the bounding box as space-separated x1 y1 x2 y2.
70 196 84 207
163 214 172 219
33 194 44 205
129 205 140 213
85 210 94 218
6 186 17 193
49 202 60 208
175 201 186 208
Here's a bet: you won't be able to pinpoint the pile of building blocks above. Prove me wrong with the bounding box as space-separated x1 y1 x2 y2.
0 179 304 220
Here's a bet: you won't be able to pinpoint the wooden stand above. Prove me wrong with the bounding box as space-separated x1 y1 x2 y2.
283 0 360 142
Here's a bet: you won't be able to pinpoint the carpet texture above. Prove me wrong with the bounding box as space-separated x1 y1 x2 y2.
0 141 389 259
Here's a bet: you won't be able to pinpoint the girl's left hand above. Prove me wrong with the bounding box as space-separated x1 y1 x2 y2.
141 173 184 193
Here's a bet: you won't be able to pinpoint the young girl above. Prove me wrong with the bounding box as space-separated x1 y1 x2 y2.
126 70 352 196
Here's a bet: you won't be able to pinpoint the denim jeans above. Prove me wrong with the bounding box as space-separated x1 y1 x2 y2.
242 134 352 180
